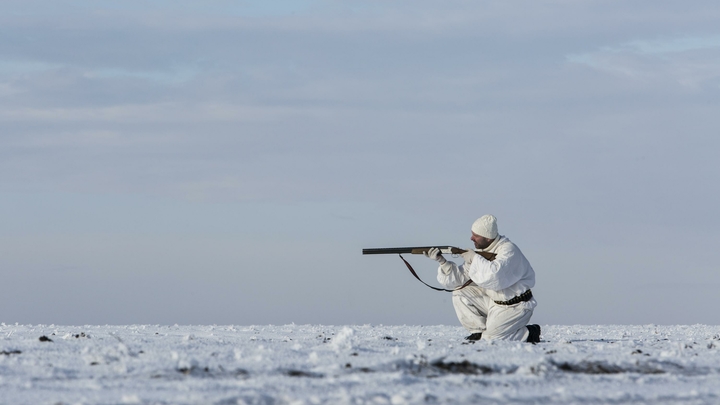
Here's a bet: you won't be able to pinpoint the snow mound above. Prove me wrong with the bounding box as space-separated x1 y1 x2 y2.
329 326 355 352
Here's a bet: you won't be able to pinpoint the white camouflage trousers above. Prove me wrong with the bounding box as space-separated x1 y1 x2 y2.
452 286 536 341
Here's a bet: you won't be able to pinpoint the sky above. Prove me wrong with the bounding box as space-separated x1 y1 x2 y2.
1 0 719 326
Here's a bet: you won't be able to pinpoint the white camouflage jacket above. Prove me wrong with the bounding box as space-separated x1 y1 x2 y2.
436 235 535 302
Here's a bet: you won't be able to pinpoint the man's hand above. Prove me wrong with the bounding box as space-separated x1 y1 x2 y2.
461 249 477 267
423 247 447 265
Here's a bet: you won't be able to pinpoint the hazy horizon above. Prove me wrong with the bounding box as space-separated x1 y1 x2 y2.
2 0 719 326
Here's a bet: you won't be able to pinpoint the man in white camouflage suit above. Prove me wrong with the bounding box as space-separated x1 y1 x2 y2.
425 215 540 343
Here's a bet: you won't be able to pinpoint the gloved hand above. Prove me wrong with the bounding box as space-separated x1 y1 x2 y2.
461 249 477 267
423 247 446 265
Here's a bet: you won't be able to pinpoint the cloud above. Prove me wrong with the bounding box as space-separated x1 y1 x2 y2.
82 66 199 85
0 59 64 74
0 102 339 123
567 35 720 89
623 35 720 54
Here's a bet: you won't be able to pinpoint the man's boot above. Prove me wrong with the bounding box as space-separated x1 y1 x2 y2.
526 324 541 343
464 332 483 341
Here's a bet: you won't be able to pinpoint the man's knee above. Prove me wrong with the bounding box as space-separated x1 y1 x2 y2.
452 287 486 309
451 291 487 332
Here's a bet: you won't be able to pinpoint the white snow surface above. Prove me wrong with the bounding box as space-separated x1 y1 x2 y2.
1 324 720 404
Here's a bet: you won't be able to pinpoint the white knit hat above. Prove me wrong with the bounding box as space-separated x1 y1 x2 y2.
471 215 498 239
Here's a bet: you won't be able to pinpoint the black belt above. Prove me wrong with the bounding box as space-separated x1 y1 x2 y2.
494 289 532 305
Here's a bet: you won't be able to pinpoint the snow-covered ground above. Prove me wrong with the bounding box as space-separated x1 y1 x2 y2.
1 324 719 404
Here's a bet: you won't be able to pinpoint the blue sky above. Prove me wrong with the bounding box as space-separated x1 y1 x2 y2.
1 0 719 325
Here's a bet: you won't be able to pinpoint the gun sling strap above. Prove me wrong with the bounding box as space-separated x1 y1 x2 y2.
397 252 532 303
398 254 474 292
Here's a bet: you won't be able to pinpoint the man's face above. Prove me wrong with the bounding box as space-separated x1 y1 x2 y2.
471 232 494 250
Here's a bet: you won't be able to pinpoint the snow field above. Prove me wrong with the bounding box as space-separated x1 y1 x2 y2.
1 324 720 404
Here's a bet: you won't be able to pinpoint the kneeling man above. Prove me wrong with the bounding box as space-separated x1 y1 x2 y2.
425 215 540 343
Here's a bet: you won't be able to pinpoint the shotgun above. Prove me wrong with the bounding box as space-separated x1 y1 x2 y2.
362 246 496 261
362 246 497 292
